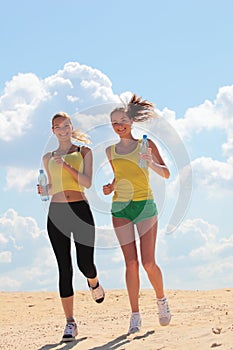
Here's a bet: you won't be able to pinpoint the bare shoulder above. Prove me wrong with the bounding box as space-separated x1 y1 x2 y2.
43 152 52 162
105 145 113 159
106 145 111 154
148 138 159 150
81 145 92 157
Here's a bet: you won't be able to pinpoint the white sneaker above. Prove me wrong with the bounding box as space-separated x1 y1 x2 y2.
157 297 171 326
89 282 105 303
128 312 141 334
62 322 78 342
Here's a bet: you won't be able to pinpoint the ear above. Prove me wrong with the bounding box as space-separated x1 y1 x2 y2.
52 127 55 134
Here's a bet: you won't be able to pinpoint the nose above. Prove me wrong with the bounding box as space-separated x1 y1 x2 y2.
60 125 67 132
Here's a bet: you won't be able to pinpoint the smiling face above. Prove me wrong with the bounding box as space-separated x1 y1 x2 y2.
52 116 73 142
110 110 133 138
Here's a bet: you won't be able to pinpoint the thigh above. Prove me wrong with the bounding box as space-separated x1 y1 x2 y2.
137 216 158 263
47 216 71 265
112 216 138 261
70 201 95 247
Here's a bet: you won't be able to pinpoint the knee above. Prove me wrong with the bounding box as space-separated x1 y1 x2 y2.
142 260 156 273
126 259 139 272
58 264 72 276
78 262 96 279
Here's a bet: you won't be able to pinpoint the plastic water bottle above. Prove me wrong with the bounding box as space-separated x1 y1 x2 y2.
139 134 149 168
38 169 49 201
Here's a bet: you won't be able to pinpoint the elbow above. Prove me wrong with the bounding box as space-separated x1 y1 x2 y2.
85 178 92 189
164 168 170 179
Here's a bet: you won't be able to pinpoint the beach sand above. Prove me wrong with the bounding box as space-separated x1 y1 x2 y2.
0 289 232 350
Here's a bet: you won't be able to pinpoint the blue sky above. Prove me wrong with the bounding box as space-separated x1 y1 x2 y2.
0 0 233 292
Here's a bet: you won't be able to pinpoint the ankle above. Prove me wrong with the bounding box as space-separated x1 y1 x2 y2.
157 296 167 302
88 280 99 289
66 317 75 323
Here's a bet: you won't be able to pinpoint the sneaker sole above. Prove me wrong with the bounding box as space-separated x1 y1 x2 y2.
62 336 76 342
128 327 141 334
159 316 171 326
95 294 105 303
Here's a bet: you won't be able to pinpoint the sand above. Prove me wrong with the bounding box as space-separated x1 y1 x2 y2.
0 289 233 350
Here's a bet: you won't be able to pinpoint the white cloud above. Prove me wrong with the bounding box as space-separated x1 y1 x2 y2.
161 84 233 159
0 233 8 244
0 62 120 144
167 154 233 207
193 256 233 289
163 86 231 136
0 276 21 290
45 61 117 107
158 217 233 288
0 73 48 141
24 248 57 284
67 95 80 103
95 225 119 249
160 218 218 260
0 209 56 291
190 235 233 261
0 208 43 242
191 156 233 197
0 251 12 263
5 167 38 192
195 259 233 281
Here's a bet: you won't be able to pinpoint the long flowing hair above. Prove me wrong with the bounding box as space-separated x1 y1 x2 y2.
111 94 158 122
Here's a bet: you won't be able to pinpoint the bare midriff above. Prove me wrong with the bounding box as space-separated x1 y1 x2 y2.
51 190 86 203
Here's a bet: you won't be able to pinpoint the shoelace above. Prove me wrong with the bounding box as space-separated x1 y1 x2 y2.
91 286 103 299
64 323 75 335
130 314 141 329
157 301 169 318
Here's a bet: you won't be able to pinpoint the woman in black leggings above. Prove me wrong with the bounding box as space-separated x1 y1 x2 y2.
38 112 104 342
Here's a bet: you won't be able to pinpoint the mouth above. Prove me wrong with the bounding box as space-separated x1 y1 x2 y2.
117 128 127 133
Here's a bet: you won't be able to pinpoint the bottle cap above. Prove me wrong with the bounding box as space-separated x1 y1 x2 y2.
39 169 44 174
143 134 147 139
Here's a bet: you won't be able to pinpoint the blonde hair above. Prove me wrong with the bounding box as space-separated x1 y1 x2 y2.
111 94 158 122
52 112 91 144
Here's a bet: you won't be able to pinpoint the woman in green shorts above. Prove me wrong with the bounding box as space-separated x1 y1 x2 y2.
103 94 171 334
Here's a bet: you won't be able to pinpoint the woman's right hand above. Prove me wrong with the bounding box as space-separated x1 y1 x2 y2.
37 184 48 196
37 184 42 195
102 183 114 195
53 153 65 167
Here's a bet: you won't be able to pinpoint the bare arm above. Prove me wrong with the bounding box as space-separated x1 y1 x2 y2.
146 139 170 179
103 146 116 195
41 152 53 195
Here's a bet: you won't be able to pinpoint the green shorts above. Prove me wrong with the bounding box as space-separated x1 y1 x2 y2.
111 200 158 224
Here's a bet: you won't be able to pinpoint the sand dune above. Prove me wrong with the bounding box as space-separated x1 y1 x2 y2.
0 289 232 350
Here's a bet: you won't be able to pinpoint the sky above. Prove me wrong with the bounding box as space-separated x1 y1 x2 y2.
0 0 233 293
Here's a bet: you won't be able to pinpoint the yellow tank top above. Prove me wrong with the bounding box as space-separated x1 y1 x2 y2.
111 141 154 202
48 150 85 194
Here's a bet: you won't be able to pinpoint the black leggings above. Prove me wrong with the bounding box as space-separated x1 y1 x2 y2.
47 201 97 298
